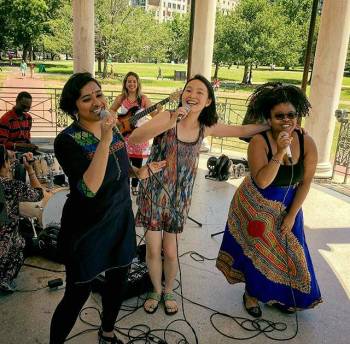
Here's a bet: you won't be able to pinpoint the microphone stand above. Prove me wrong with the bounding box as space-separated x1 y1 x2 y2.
188 216 202 227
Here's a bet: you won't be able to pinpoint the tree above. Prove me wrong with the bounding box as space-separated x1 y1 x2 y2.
225 0 287 84
42 0 73 59
0 0 64 60
165 13 190 63
213 12 231 79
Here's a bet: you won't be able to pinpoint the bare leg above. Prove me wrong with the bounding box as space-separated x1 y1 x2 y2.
162 232 179 313
144 230 163 312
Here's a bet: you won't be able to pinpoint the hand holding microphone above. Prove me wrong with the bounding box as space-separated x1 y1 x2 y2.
277 131 293 162
98 108 117 145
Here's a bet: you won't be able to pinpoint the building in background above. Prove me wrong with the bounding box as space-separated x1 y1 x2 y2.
130 0 237 21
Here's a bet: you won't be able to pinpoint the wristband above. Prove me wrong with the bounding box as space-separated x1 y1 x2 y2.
271 157 281 164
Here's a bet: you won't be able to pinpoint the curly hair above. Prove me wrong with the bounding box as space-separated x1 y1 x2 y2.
59 72 101 120
245 82 311 123
178 74 218 127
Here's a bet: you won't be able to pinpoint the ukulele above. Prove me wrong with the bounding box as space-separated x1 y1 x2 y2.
116 90 181 136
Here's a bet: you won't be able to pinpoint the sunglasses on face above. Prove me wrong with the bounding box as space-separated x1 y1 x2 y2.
273 112 298 120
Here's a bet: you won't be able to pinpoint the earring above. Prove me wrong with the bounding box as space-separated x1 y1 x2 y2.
73 112 79 121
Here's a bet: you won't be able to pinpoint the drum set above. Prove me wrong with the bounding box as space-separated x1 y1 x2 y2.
16 151 69 258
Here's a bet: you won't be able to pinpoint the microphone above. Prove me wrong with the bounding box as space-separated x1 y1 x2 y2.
176 103 191 122
99 108 109 119
285 145 292 162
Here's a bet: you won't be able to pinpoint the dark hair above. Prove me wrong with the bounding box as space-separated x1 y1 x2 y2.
245 82 311 122
0 145 9 169
179 74 218 127
16 91 32 102
122 71 142 100
59 72 101 119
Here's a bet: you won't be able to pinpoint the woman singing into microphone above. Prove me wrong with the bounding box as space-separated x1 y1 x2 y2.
129 74 268 316
49 73 165 344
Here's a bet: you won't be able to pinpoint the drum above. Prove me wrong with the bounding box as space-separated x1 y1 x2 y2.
32 154 61 179
19 187 69 228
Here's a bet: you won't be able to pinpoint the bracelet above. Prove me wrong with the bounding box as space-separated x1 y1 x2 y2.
271 157 281 164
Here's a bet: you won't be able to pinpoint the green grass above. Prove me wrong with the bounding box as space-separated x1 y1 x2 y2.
0 61 348 158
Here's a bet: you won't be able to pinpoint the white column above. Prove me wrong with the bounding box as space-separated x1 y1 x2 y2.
72 0 95 75
189 0 216 80
305 0 350 177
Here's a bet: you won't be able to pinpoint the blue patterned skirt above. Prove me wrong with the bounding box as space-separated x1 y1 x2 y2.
216 177 322 310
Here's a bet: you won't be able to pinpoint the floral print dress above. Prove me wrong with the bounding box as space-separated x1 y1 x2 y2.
0 177 43 288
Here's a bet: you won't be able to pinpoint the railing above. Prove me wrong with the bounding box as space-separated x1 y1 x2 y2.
0 86 249 152
333 110 350 183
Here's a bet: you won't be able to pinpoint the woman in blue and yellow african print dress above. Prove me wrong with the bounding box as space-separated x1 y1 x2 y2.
217 83 322 317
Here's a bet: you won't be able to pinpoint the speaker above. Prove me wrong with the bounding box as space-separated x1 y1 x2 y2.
91 244 153 300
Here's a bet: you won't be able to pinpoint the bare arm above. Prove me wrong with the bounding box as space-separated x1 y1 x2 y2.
205 122 269 138
285 135 317 219
109 95 123 115
129 107 187 144
82 115 117 194
248 134 286 189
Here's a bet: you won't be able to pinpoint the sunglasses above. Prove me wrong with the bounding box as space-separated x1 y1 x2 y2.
273 112 298 120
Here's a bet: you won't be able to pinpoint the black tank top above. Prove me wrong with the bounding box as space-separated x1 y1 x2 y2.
260 130 304 186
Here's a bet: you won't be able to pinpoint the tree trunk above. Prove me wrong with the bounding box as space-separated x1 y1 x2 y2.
97 56 102 73
102 54 108 78
213 62 219 79
242 63 250 84
247 63 253 84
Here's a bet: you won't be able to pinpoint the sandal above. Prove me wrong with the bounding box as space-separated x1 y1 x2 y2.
143 291 161 314
243 293 262 318
98 328 124 344
163 292 178 316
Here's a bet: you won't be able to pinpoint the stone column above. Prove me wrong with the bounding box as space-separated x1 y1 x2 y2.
305 0 350 177
189 0 216 152
72 0 95 75
189 0 216 80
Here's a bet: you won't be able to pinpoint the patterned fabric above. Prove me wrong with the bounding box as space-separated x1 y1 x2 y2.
0 177 43 285
216 177 322 310
0 109 32 150
54 123 136 283
118 96 150 158
136 124 205 233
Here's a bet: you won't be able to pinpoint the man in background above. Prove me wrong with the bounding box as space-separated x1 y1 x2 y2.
0 91 38 152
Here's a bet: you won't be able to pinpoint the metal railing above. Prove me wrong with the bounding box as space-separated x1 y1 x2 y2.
0 86 249 151
333 109 350 183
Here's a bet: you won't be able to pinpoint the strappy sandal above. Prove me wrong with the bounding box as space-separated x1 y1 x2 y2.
98 328 124 344
143 291 161 314
163 292 178 316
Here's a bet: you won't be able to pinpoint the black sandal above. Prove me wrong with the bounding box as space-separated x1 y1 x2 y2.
98 328 124 344
243 293 262 318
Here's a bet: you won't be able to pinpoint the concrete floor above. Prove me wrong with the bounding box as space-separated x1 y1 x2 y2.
1 154 350 344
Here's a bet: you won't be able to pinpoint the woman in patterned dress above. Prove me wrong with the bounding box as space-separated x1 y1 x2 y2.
110 72 159 195
0 146 43 292
129 74 268 316
216 82 322 317
49 73 165 344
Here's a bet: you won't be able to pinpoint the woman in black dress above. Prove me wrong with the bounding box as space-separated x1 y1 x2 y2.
50 73 165 344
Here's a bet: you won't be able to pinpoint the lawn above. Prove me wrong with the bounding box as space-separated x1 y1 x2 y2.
0 61 348 158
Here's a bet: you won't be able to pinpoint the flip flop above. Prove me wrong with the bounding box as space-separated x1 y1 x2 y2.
143 291 161 314
163 292 178 316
